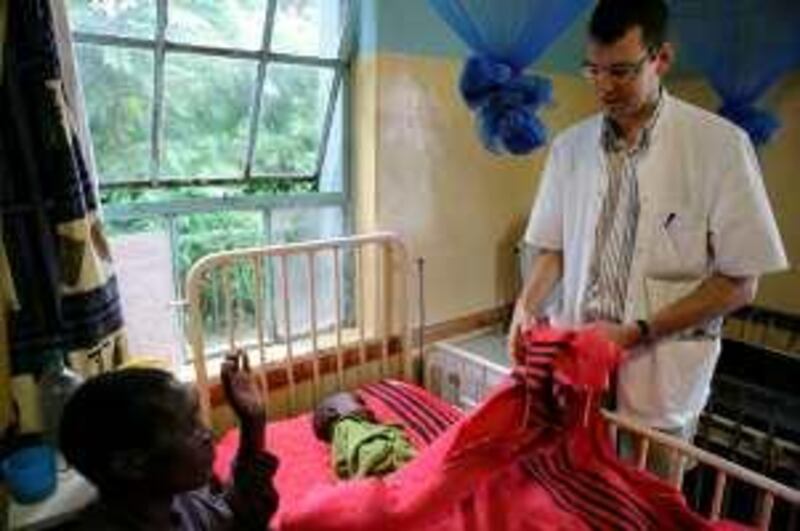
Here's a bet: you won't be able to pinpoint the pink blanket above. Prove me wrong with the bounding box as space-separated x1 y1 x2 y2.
216 328 750 530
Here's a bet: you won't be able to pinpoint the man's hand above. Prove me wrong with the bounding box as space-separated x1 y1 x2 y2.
508 304 550 365
589 321 641 351
222 350 266 430
508 304 531 365
509 250 563 365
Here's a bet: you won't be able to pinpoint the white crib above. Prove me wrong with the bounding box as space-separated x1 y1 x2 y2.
185 232 799 530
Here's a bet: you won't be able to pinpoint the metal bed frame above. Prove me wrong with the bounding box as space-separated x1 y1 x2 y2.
185 232 799 530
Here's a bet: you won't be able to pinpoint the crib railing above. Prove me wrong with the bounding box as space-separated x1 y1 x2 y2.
604 411 799 530
427 338 800 530
185 232 413 425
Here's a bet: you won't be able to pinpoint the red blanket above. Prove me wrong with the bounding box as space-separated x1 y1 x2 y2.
213 379 460 520
216 328 750 530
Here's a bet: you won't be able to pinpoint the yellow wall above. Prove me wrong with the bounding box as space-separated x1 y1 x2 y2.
669 73 800 313
354 54 597 325
354 53 800 325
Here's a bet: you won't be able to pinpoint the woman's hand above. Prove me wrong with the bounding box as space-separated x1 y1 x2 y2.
222 350 266 431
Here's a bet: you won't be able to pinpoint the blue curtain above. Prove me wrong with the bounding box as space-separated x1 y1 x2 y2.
671 0 800 146
428 0 590 155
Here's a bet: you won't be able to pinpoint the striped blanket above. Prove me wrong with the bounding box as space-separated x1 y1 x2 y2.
215 328 748 530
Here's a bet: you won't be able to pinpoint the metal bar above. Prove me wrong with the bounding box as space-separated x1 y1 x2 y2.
264 210 279 344
333 247 344 389
209 271 222 348
394 241 410 381
340 53 353 232
307 252 320 403
184 233 406 423
311 0 354 179
669 452 687 489
380 243 392 376
73 32 156 50
151 0 168 182
187 233 405 302
244 0 279 178
603 411 800 506
280 254 296 413
636 437 650 470
338 0 357 61
710 471 727 520
253 256 268 401
165 214 186 366
356 246 367 383
223 265 235 355
756 492 774 530
187 274 211 425
99 175 317 190
168 44 342 68
416 257 425 383
103 192 345 220
72 32 343 68
260 208 271 340
312 68 342 185
458 356 467 407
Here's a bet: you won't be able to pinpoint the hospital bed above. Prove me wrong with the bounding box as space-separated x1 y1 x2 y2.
185 232 799 530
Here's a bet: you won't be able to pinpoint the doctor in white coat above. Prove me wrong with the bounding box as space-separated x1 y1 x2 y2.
510 0 787 476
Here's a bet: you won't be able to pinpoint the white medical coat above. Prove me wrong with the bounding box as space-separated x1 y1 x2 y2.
524 92 788 429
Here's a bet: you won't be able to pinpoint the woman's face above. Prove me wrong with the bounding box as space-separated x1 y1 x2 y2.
145 384 216 493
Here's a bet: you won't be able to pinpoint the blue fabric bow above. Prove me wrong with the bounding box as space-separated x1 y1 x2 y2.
672 0 800 146
718 102 780 148
460 56 552 154
428 0 590 155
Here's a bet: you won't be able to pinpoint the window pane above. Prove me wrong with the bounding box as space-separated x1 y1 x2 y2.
271 206 344 339
167 0 268 50
176 210 264 283
253 64 334 175
162 54 256 179
76 44 152 182
69 0 156 39
107 217 182 364
271 0 348 58
319 85 343 192
176 211 264 351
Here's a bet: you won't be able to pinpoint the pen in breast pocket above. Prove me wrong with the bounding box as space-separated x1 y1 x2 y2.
664 212 676 229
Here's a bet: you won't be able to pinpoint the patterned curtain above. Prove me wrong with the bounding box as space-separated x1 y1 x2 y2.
1 0 127 377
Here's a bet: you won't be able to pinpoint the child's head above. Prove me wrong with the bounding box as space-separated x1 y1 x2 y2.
59 368 214 496
312 392 374 442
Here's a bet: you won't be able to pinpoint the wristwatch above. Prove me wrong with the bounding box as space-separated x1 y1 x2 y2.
634 319 652 343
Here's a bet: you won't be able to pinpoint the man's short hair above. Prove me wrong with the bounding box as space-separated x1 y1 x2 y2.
589 0 669 52
59 368 181 488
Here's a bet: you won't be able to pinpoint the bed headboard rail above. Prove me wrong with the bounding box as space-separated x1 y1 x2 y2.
185 232 413 425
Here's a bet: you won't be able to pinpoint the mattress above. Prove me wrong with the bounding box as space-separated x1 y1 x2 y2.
212 379 461 519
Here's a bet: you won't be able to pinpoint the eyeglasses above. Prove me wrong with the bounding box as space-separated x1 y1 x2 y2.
581 53 652 84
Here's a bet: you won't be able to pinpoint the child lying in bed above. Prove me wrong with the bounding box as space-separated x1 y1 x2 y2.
312 391 416 479
58 353 279 531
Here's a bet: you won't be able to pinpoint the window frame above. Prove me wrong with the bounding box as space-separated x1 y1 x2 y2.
70 0 356 365
71 0 354 189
